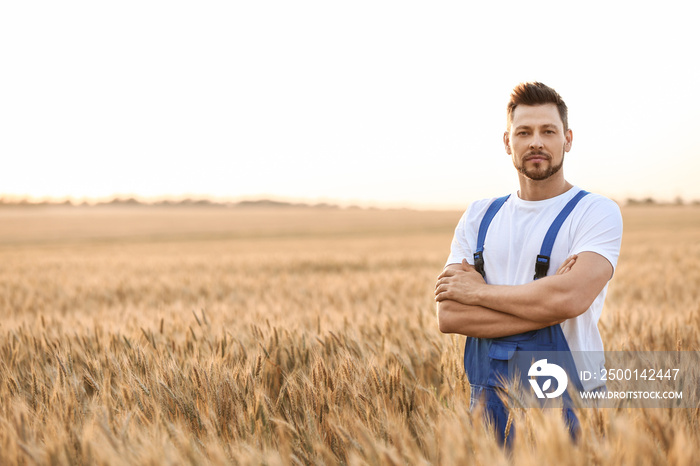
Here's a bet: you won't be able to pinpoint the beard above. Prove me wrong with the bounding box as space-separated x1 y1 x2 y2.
515 150 564 181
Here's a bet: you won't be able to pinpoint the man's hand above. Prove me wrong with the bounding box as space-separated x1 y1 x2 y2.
435 254 579 304
434 259 485 304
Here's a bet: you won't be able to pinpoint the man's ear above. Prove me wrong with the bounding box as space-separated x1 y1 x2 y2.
503 131 511 155
564 129 573 152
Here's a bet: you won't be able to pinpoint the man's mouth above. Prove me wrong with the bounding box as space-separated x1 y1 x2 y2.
525 153 550 163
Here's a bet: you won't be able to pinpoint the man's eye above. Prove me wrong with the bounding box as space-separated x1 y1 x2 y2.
517 132 528 136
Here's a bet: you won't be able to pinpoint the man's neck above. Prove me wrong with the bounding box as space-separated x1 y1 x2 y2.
517 174 572 201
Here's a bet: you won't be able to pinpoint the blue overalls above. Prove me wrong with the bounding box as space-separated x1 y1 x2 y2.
466 191 589 447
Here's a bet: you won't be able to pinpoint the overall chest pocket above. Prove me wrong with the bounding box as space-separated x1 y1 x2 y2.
487 340 518 388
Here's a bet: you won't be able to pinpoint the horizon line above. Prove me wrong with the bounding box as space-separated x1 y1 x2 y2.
0 193 698 210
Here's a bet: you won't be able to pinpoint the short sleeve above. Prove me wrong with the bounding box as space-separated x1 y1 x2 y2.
570 196 623 275
445 204 477 267
445 198 499 268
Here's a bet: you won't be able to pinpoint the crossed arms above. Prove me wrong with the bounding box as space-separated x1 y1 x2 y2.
434 252 612 338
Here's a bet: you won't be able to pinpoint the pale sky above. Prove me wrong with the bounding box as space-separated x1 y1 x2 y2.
2 1 698 209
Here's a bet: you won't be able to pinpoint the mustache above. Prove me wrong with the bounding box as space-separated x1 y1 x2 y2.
524 151 551 160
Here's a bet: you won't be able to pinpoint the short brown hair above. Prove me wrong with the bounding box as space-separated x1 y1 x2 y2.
506 82 568 131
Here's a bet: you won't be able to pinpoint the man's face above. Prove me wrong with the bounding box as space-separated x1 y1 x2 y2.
504 103 572 181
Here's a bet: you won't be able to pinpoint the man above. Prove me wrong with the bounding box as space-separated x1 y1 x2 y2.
434 82 622 444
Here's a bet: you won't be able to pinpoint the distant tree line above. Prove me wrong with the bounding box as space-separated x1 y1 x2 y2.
625 196 700 206
0 197 347 209
0 196 698 208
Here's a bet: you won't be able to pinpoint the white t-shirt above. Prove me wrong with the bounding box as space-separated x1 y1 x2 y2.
446 186 623 389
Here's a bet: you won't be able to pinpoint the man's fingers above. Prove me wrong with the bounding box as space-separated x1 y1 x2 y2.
434 283 449 296
437 268 457 280
435 290 450 302
434 277 448 291
461 258 477 271
438 260 475 280
556 254 578 275
556 262 572 275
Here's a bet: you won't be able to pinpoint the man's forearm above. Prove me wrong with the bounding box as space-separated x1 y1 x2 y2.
473 254 611 322
473 276 577 323
436 299 562 338
436 253 612 323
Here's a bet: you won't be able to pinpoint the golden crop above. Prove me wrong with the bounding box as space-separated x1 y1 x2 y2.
0 205 698 465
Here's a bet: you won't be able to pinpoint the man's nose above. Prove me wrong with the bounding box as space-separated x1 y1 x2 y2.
529 133 544 149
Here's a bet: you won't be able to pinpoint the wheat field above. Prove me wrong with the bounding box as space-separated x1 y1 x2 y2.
0 204 698 465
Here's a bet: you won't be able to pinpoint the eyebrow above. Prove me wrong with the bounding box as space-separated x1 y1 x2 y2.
513 124 559 131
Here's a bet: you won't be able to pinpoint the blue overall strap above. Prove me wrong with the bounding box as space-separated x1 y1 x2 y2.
474 194 510 279
534 190 590 280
